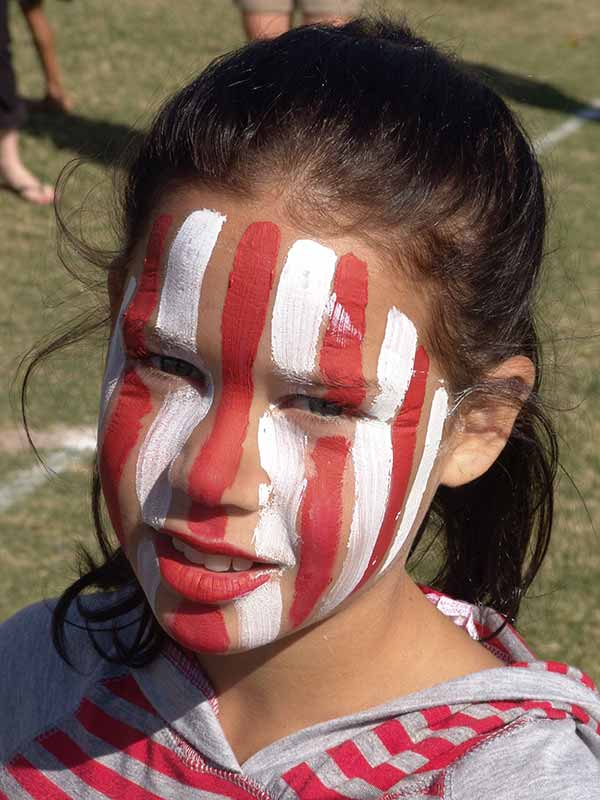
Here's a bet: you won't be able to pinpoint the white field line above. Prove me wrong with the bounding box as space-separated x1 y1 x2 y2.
534 99 600 154
0 433 96 514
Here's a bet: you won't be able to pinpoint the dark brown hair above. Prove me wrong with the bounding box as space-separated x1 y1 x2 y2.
21 17 557 665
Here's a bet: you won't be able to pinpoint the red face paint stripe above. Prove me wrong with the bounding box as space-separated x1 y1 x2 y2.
187 221 280 536
122 213 173 355
319 253 368 407
290 436 350 628
7 754 72 800
99 215 171 543
99 369 152 543
167 601 230 653
354 346 429 591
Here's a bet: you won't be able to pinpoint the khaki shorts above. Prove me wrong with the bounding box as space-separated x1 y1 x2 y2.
235 0 362 14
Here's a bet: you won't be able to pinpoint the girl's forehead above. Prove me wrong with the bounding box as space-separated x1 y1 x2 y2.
135 189 431 366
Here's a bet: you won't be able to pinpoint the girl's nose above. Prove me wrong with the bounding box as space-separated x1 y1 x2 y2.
169 412 269 513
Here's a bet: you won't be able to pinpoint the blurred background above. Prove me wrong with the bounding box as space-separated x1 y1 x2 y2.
0 0 598 679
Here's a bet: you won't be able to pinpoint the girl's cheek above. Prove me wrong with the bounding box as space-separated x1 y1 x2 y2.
99 214 174 545
98 367 153 546
289 434 351 629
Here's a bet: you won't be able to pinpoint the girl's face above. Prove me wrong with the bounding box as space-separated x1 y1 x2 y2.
99 188 449 654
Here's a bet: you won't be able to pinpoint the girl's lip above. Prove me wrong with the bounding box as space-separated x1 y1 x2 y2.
159 527 274 564
155 534 272 603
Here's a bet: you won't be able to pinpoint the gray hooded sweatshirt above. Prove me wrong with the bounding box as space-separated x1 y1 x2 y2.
1 588 599 799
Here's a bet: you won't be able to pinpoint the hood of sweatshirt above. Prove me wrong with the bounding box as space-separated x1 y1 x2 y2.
130 588 600 798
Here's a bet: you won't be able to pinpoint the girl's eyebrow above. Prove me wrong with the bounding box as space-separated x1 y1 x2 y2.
145 325 195 352
130 323 383 392
123 319 198 356
273 366 380 394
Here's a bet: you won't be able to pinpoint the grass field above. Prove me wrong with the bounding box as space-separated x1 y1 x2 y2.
0 0 599 678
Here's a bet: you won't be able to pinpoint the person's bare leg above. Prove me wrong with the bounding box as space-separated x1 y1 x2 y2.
20 1 72 112
302 13 349 25
0 129 54 204
242 12 292 40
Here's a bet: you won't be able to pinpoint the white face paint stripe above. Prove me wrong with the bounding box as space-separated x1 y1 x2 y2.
379 386 449 574
134 210 224 530
98 276 137 433
137 538 161 613
370 308 417 421
319 307 419 616
258 237 335 581
235 580 283 649
325 291 359 340
319 418 393 617
271 239 337 376
136 385 213 530
252 410 306 567
156 209 226 351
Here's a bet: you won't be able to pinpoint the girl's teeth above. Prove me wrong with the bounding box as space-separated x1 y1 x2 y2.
182 544 206 566
203 554 232 572
232 557 253 572
170 538 256 572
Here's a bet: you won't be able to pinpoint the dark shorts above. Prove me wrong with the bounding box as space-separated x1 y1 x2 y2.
0 0 26 130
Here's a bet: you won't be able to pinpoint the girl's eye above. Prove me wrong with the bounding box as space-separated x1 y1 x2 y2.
147 354 204 383
287 395 347 418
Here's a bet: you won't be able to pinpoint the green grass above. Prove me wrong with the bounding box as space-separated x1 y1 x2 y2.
0 0 599 678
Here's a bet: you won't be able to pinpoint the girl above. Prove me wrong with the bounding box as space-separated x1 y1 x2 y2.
2 17 599 800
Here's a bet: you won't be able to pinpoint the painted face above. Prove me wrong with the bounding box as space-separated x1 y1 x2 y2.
98 191 448 655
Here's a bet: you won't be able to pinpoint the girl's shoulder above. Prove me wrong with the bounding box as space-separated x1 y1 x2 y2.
398 589 600 797
0 593 126 763
446 709 600 799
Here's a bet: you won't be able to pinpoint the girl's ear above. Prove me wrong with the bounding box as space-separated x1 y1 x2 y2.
439 356 535 488
107 269 127 327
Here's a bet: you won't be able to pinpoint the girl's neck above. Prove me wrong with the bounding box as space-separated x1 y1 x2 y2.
195 576 503 764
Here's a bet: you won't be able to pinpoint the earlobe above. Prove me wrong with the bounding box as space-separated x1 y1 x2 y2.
439 356 535 488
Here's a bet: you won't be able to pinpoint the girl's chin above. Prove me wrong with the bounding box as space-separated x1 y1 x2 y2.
161 602 234 654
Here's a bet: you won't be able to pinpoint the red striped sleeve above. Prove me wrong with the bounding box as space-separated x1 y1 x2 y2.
571 704 591 725
7 754 73 800
39 729 165 800
103 675 156 716
283 762 353 799
546 661 569 675
76 697 260 799
581 672 597 691
375 719 455 761
327 739 405 791
421 707 505 735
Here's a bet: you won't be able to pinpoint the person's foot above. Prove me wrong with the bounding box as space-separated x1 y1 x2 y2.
0 129 55 205
5 181 54 205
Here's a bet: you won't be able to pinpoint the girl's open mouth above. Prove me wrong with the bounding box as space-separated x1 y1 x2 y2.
154 533 276 603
